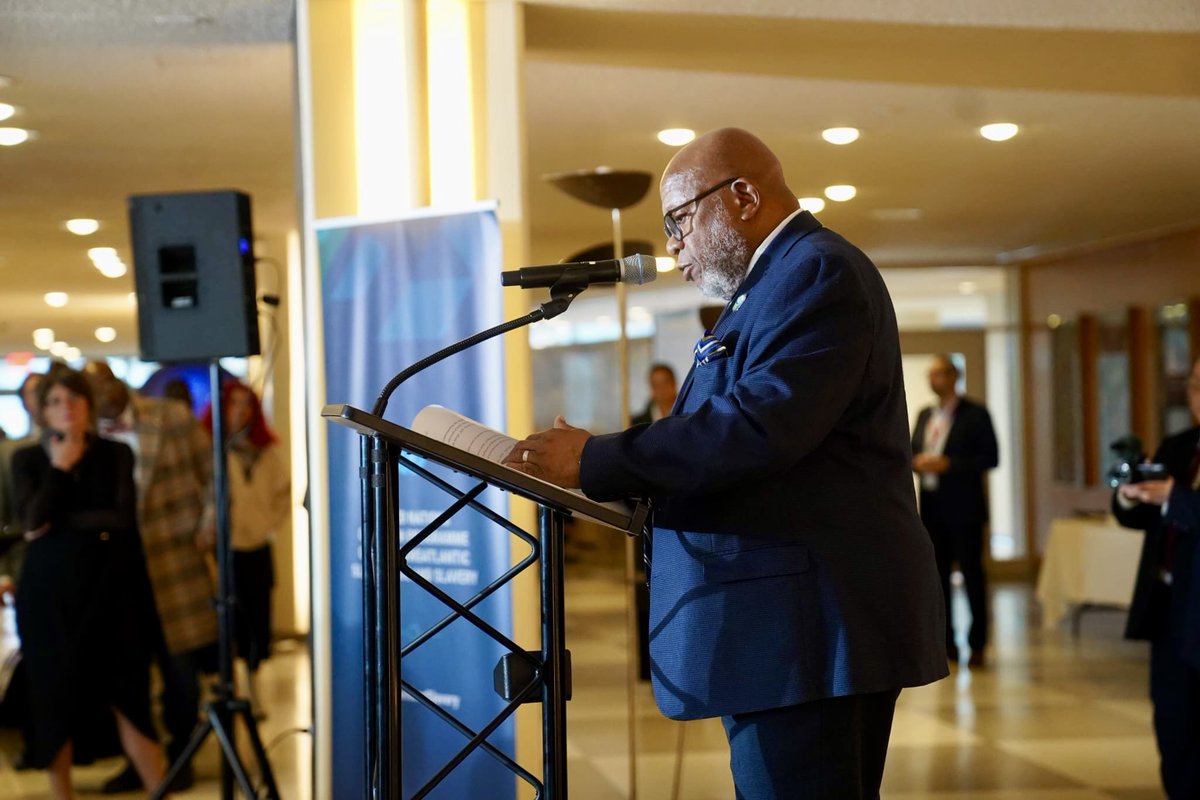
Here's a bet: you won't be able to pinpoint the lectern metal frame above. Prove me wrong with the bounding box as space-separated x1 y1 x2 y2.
324 404 649 800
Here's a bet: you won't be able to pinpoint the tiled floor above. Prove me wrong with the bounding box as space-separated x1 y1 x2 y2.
0 561 1166 798
0 638 312 799
561 561 1165 800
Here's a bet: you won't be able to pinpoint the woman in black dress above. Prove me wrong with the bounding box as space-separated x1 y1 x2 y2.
12 367 168 798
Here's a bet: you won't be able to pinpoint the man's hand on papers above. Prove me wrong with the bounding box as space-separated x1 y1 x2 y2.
503 415 591 489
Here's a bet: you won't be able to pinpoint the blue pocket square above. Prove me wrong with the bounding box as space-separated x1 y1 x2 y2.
693 331 728 366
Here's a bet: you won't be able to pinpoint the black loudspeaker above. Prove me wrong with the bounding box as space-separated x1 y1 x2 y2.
128 190 260 361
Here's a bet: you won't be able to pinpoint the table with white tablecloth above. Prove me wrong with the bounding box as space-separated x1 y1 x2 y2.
1036 516 1144 632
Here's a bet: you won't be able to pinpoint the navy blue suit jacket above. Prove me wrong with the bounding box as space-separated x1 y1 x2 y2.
1113 426 1200 667
580 212 948 720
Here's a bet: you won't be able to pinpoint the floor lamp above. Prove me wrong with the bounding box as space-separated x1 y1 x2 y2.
546 167 653 800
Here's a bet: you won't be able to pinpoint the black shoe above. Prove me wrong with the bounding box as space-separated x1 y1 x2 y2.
101 763 142 794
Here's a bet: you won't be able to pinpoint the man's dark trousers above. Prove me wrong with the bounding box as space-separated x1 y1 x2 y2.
1151 635 1200 798
922 494 988 654
721 690 900 800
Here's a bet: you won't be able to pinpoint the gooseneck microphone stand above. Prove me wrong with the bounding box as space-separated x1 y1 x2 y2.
151 360 280 800
371 278 585 417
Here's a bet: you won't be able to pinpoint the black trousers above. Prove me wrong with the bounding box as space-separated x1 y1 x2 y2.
721 690 900 800
153 637 206 762
921 495 988 652
1150 636 1200 799
233 544 275 672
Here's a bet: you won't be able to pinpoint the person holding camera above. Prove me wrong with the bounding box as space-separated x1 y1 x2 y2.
1113 357 1200 799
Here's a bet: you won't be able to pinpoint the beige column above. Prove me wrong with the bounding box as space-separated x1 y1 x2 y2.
298 1 537 796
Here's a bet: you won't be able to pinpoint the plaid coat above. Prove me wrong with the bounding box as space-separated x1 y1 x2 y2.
130 394 218 655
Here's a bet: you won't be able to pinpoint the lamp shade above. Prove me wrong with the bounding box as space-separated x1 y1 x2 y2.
544 168 653 210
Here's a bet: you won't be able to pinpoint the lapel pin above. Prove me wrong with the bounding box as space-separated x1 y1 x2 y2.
732 293 747 312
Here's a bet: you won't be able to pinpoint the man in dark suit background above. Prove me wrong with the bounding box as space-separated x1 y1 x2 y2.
912 355 999 668
631 363 677 427
1113 357 1200 799
504 128 947 799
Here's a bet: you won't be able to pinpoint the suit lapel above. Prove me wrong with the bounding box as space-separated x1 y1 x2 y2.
670 212 823 415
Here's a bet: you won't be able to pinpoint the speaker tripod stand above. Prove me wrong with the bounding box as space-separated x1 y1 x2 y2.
150 361 280 800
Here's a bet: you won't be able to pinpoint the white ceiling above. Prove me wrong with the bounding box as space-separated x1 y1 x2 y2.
0 0 1198 356
0 0 296 357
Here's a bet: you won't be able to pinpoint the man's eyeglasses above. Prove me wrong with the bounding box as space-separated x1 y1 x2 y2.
662 177 738 241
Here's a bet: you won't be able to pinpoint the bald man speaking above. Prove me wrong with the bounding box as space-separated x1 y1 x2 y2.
505 128 947 798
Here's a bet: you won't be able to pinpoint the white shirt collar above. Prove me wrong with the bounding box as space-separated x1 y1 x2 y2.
745 208 805 280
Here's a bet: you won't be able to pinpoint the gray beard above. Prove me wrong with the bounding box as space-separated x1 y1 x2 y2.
696 210 752 301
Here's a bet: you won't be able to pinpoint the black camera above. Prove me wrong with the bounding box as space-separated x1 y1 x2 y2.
1106 435 1168 488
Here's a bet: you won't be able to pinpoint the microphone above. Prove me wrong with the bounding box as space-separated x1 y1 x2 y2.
500 253 657 289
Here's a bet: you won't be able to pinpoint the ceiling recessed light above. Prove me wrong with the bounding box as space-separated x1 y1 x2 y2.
33 328 55 349
821 127 859 145
980 122 1019 142
0 103 15 122
95 326 117 343
655 256 676 273
49 341 69 356
797 197 826 213
66 218 100 235
824 185 857 202
657 128 695 147
88 246 127 277
62 346 82 362
44 292 69 308
0 127 32 146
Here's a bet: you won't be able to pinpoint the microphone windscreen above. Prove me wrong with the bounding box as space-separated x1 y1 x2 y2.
621 254 658 285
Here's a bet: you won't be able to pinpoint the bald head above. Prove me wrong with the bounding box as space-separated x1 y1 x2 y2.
665 129 783 186
663 128 797 222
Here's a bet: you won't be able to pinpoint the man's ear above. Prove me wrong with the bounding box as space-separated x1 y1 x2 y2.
730 178 761 221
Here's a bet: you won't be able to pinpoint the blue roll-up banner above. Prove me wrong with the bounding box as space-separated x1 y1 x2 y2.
318 206 514 799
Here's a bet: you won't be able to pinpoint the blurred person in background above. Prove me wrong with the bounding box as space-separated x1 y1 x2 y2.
163 378 194 416
631 363 678 426
83 360 217 794
2 372 45 562
0 369 45 770
629 363 678 680
203 381 289 715
11 367 167 798
911 354 999 668
1113 357 1200 799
